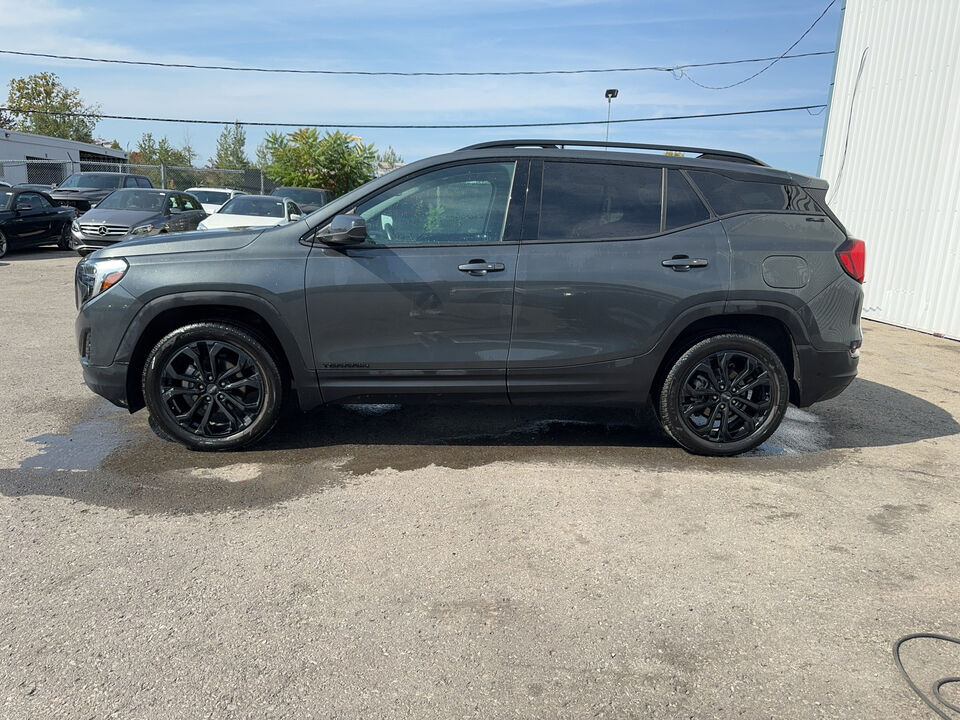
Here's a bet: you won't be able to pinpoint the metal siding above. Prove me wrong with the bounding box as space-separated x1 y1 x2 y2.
820 0 960 339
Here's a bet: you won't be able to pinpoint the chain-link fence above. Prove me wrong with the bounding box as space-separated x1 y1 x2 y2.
0 158 275 195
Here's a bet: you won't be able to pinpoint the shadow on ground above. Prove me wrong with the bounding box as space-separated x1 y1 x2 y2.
1 377 956 515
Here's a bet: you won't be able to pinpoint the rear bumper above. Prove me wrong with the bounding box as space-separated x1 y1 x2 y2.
81 360 129 409
793 345 859 407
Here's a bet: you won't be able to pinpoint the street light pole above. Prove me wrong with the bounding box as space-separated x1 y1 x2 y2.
604 88 619 143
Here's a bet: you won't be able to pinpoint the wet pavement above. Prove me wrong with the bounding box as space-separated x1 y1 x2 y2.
1 250 959 718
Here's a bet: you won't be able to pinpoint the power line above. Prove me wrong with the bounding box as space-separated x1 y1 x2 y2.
0 104 827 129
683 0 838 89
0 47 834 77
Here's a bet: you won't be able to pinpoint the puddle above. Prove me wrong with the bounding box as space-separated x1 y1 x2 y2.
19 412 133 473
748 408 831 457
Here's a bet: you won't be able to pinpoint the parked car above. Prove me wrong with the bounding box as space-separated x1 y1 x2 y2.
51 172 154 215
70 189 206 256
269 186 333 213
0 188 76 258
15 183 58 192
197 195 302 231
185 187 246 215
74 139 864 455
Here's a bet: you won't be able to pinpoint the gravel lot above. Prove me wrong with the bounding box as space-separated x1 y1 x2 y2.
1 247 959 719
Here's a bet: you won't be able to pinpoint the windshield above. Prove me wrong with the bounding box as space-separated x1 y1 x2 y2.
190 190 231 204
0 191 13 211
95 190 166 212
58 173 126 190
271 188 328 205
219 196 285 217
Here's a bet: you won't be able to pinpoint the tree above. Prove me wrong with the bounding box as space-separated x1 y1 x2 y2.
6 72 100 143
259 129 376 197
210 122 249 170
0 107 13 130
130 133 196 167
377 146 404 166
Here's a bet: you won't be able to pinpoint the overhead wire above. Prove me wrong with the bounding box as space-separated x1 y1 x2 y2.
0 104 827 129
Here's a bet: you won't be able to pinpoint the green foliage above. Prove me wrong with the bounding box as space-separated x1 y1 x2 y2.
0 107 13 130
210 122 249 170
377 146 404 166
131 133 196 167
259 129 377 197
6 72 100 143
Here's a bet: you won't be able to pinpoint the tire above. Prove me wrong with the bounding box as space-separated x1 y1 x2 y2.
57 222 72 250
657 333 789 456
0 230 8 259
142 322 283 451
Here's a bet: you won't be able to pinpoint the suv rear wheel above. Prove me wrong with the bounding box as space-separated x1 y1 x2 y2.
658 333 789 456
142 322 283 451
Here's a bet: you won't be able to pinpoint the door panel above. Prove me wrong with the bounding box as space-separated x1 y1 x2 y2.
304 160 525 403
507 160 730 404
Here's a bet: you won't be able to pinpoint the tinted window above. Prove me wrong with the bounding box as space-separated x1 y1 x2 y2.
18 192 43 208
124 176 139 188
687 171 821 216
190 190 230 205
271 188 331 206
0 191 12 210
97 190 166 212
220 196 286 218
540 162 662 241
58 173 124 189
136 177 152 188
665 170 710 230
180 194 200 211
357 162 516 245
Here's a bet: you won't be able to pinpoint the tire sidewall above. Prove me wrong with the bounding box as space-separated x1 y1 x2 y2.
57 222 72 250
142 323 282 451
0 230 7 259
659 334 789 456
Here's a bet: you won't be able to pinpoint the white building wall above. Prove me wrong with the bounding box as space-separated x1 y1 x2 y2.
0 129 127 185
819 0 960 339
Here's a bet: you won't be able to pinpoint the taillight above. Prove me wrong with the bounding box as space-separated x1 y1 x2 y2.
837 238 865 283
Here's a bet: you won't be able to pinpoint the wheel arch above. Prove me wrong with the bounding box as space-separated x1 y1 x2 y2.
650 312 801 406
118 292 321 413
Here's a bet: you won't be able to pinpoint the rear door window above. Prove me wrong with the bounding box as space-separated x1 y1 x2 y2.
687 170 821 216
539 162 662 241
665 170 710 230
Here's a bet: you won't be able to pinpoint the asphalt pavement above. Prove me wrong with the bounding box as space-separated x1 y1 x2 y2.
1 247 959 718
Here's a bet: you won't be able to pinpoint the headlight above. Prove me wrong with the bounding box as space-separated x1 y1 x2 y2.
77 257 128 306
130 224 154 236
71 220 80 232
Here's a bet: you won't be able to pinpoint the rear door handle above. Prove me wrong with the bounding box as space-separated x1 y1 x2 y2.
458 260 505 276
662 256 709 271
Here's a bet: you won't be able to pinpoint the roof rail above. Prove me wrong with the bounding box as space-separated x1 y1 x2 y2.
457 139 768 167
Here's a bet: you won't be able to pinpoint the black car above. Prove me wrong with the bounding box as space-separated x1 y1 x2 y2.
70 189 206 256
75 139 864 456
269 186 333 213
0 188 76 258
51 172 154 215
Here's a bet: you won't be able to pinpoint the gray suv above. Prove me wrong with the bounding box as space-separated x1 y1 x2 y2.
74 140 864 456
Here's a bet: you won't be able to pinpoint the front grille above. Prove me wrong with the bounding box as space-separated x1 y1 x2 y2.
79 223 130 237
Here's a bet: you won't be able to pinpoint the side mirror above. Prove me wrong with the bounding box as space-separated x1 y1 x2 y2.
289 213 302 221
15 202 33 212
316 214 366 245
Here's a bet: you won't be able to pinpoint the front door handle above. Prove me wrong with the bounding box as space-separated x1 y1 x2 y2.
458 260 505 276
662 256 709 271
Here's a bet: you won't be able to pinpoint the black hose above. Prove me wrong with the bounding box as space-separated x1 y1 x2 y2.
893 633 960 719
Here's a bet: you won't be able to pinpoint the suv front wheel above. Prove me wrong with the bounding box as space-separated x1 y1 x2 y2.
142 322 283 451
658 333 789 456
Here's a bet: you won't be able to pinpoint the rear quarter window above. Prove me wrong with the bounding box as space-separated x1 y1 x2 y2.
687 170 821 216
665 170 710 230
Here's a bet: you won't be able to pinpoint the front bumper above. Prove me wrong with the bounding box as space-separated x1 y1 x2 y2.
81 361 129 408
794 345 859 407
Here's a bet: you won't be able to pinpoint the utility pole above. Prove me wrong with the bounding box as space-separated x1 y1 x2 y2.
604 89 619 143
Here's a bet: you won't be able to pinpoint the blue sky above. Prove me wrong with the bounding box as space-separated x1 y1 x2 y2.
0 0 841 175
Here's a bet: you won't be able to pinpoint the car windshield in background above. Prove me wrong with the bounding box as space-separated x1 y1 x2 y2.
0 191 13 211
58 174 124 189
273 188 327 205
191 190 231 204
220 197 285 217
96 190 166 212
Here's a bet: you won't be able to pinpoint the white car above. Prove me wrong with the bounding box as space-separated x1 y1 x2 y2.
197 195 303 231
184 187 246 215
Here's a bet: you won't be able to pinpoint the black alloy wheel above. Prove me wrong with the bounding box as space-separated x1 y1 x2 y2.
0 230 8 259
143 323 283 451
57 222 72 250
658 333 789 456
